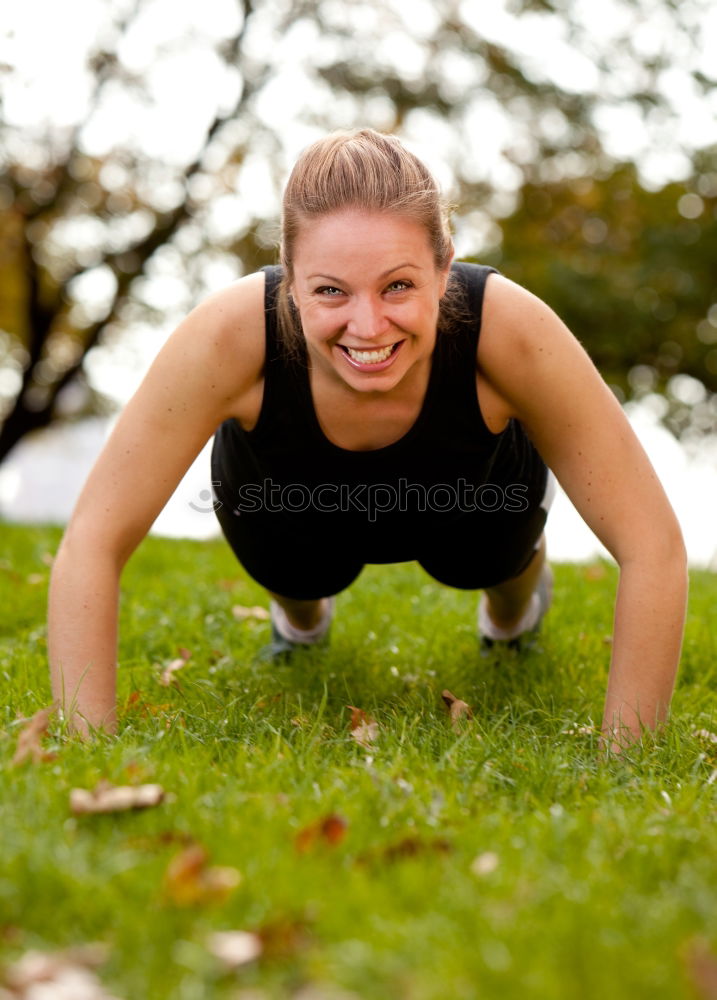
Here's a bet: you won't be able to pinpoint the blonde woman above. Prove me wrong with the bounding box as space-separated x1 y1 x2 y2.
49 130 687 746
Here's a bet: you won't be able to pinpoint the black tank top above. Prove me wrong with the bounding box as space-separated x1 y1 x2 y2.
212 262 547 563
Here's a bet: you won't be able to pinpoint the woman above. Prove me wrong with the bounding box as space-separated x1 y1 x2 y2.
49 129 687 746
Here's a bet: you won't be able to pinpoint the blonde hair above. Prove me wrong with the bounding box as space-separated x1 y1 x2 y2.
277 129 458 353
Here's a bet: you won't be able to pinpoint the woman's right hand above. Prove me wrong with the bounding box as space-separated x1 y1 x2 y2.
48 272 266 734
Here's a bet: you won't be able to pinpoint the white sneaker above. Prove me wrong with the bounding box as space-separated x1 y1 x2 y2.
478 564 553 652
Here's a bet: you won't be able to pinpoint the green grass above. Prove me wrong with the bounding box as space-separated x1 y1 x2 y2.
2 522 717 999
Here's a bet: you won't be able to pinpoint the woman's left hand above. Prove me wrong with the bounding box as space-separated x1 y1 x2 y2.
478 275 688 748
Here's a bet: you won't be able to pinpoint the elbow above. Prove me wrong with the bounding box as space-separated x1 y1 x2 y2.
618 512 688 583
56 512 137 576
663 514 688 577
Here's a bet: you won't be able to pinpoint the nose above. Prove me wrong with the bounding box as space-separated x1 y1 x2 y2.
346 294 390 341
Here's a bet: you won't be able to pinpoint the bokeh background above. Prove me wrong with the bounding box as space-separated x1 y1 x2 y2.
1 0 716 564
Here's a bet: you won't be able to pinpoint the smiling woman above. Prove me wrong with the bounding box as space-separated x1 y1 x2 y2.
48 128 687 750
291 210 447 391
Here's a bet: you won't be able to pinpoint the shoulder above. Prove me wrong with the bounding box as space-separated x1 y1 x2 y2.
481 272 554 343
170 270 268 393
125 269 270 431
186 269 267 359
477 273 578 398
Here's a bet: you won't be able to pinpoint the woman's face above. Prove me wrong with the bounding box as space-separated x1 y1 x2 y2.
290 209 451 395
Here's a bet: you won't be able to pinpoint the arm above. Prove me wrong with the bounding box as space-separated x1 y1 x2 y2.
479 276 688 749
49 273 265 735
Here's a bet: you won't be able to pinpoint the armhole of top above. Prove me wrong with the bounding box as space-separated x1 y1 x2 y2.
261 264 283 363
449 262 505 439
454 262 499 345
239 265 282 440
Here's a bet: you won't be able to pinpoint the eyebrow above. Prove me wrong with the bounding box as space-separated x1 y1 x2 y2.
307 263 421 282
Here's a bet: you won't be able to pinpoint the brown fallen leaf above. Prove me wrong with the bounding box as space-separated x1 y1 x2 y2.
356 835 452 867
382 836 452 863
163 844 241 906
123 691 173 717
123 830 195 852
70 781 165 815
584 564 607 580
125 690 142 710
255 915 312 960
11 704 57 766
347 706 378 748
295 814 348 853
157 647 193 686
232 604 270 621
206 930 263 969
693 729 717 746
158 658 187 687
1 943 120 999
441 690 473 731
683 938 717 1000
292 987 364 1000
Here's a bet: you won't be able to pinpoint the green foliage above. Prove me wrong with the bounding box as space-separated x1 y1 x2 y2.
483 157 717 403
2 526 717 999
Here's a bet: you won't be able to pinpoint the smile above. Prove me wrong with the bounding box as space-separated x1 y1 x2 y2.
339 342 401 365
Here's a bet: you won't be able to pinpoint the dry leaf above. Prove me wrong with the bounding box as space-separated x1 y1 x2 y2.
232 604 270 621
441 690 473 731
471 851 500 876
584 565 607 580
347 706 378 748
206 930 262 969
683 938 717 1000
125 690 142 710
295 814 348 853
292 986 364 1000
163 844 241 905
1 944 121 999
158 648 192 686
382 836 451 863
255 916 311 960
159 658 187 687
355 836 452 867
693 729 717 746
11 704 57 766
70 782 165 815
123 691 172 717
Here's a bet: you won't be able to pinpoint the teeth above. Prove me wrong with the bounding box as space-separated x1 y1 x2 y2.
345 344 394 364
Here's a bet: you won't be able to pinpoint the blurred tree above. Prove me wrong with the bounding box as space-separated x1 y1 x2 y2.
481 153 717 416
0 0 715 463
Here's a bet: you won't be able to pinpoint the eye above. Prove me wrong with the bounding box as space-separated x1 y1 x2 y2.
386 279 413 293
315 285 344 297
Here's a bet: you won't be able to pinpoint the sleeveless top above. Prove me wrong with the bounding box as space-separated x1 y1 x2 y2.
211 261 548 564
